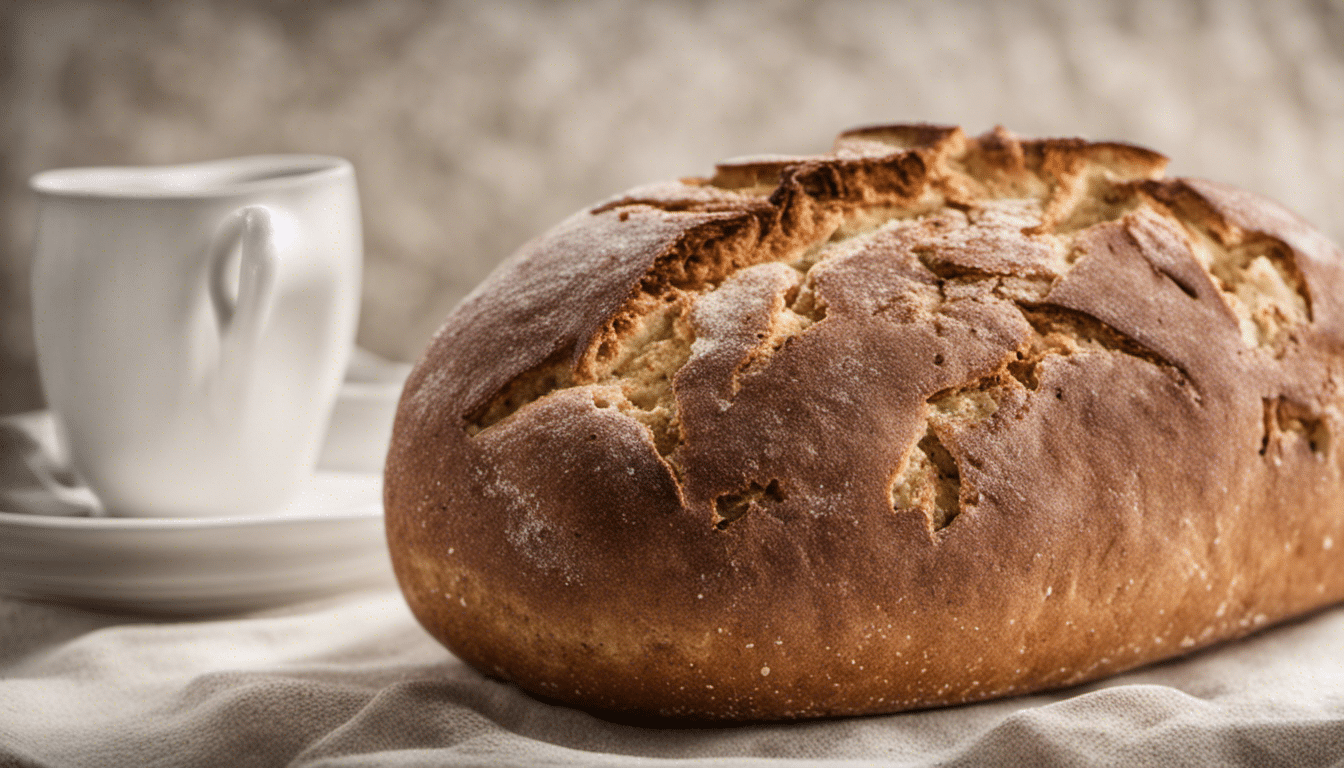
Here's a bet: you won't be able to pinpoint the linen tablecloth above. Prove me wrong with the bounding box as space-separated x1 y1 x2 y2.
2 587 1344 767
3 413 1344 767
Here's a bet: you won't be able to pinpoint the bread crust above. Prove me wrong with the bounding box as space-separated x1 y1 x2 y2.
385 125 1344 721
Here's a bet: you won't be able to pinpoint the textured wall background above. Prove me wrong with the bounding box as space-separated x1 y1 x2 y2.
2 0 1342 414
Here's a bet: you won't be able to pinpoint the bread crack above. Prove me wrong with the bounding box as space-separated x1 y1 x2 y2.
590 197 763 216
714 479 785 530
888 299 1198 536
1208 234 1310 349
891 428 963 533
1011 305 1195 395
1140 182 1312 349
913 246 999 282
1034 173 1145 236
732 265 829 390
1260 396 1331 460
466 295 694 458
889 383 1005 534
465 350 573 435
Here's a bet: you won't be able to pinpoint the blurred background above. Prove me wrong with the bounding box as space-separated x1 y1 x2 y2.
1 0 1341 415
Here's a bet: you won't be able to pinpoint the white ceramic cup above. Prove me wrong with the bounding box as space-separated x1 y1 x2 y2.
30 155 362 518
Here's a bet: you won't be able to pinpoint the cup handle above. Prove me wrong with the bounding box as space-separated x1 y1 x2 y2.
207 206 281 398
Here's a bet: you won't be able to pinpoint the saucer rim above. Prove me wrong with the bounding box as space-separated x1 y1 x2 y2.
0 467 383 531
0 501 382 531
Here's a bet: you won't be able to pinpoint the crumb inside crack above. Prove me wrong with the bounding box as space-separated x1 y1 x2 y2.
1261 396 1331 459
1142 183 1311 349
714 479 785 530
891 429 962 532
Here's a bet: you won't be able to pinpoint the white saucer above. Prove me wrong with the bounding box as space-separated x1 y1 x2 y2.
0 349 408 615
0 470 395 615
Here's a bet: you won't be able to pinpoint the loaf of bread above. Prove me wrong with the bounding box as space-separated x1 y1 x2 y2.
384 124 1344 721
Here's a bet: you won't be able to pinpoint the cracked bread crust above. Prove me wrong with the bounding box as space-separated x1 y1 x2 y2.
385 124 1344 721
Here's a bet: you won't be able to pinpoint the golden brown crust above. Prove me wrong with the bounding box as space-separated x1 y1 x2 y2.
385 125 1344 721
